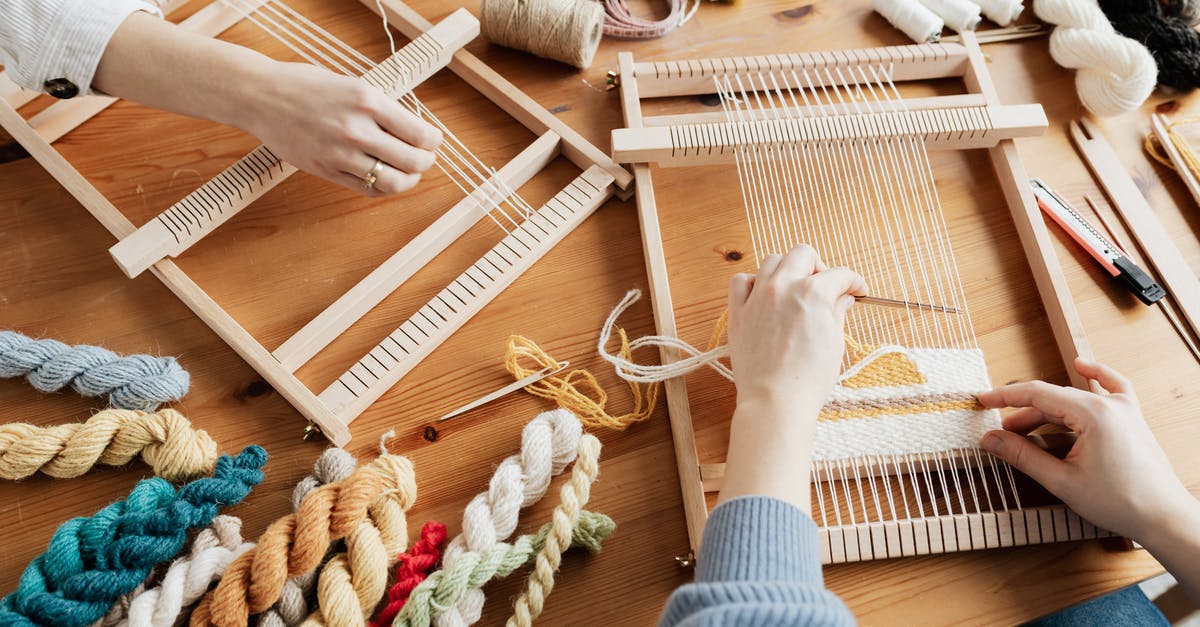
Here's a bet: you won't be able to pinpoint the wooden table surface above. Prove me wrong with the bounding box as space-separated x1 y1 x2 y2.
1 1 1198 625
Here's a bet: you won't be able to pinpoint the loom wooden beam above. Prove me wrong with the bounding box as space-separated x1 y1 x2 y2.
272 130 563 372
612 104 1048 167
0 73 39 109
106 9 478 279
630 43 969 98
642 94 990 127
357 0 633 190
318 166 616 423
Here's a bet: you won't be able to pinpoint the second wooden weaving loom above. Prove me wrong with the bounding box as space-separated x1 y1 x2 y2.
611 32 1110 563
0 0 631 445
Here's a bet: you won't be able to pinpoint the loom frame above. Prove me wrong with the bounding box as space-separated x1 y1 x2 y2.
0 0 631 446
613 32 1103 560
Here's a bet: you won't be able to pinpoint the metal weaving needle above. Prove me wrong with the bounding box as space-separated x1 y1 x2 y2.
438 361 571 422
856 295 960 315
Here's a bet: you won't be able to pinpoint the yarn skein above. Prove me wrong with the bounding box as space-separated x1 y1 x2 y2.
0 330 189 410
300 441 418 627
975 0 1024 24
480 0 606 69
259 448 360 627
507 434 601 627
1034 0 1157 116
370 521 448 627
1099 0 1200 91
434 409 583 627
0 447 267 627
874 0 945 42
189 454 416 627
0 408 218 481
391 511 615 627
919 0 982 31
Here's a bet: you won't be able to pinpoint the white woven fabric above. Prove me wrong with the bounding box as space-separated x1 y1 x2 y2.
435 409 583 627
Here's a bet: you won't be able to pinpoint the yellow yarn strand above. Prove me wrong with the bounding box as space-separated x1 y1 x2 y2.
0 408 218 481
1145 116 1200 182
505 335 658 431
507 433 601 627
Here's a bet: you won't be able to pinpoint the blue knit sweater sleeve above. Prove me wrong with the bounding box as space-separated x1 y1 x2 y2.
659 496 855 627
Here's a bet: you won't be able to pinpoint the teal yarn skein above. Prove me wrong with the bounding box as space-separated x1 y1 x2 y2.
0 446 267 627
0 330 190 411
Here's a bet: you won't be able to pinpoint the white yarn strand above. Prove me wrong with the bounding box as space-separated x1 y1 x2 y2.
919 0 981 31
975 0 1023 24
874 0 944 43
1034 0 1157 116
434 409 583 627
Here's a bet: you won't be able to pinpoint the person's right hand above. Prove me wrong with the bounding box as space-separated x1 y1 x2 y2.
978 358 1196 542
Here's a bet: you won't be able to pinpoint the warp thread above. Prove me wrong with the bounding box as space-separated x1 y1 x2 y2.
1099 0 1200 90
479 0 605 69
0 408 218 481
1034 0 1158 116
0 447 267 627
602 0 701 39
391 511 615 627
0 330 189 411
370 521 448 627
920 0 982 31
875 0 945 42
507 434 602 627
189 453 416 627
504 335 658 431
434 409 582 627
259 448 361 627
300 436 417 627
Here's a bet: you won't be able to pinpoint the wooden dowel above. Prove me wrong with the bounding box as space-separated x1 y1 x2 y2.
642 94 989 128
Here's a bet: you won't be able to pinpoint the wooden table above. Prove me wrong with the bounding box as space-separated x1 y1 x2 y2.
1 1 1196 624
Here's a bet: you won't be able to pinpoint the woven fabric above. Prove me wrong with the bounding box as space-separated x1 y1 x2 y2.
813 347 1001 460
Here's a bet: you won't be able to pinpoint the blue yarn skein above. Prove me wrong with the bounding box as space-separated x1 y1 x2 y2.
0 330 190 411
0 446 267 627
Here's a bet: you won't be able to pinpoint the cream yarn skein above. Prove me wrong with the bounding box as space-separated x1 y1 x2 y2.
480 0 606 69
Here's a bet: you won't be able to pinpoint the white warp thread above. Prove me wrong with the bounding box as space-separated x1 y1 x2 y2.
975 0 1023 24
920 0 982 31
874 0 945 43
1035 0 1157 116
434 409 583 627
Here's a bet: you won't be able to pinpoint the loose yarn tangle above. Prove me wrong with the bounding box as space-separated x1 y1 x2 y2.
0 408 218 481
189 453 416 627
434 409 582 627
479 0 606 69
300 437 418 627
0 447 267 627
598 289 734 384
391 511 615 627
507 434 602 627
259 448 361 627
1099 0 1200 91
0 330 189 411
1034 0 1157 116
601 0 701 39
1145 116 1200 183
370 521 448 627
504 335 659 431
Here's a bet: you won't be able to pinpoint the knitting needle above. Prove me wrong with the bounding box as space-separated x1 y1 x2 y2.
857 295 960 314
437 362 571 422
942 24 1048 44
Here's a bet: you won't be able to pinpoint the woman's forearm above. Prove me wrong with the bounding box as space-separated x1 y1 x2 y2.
1140 496 1200 604
717 396 820 513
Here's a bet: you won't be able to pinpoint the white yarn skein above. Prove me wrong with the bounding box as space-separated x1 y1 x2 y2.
1034 0 1157 116
434 409 583 627
875 0 945 43
974 0 1024 25
121 516 255 627
920 0 982 30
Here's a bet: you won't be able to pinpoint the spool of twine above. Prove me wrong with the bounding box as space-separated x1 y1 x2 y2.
480 0 606 69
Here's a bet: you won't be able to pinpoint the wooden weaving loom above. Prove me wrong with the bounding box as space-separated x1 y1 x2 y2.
611 32 1113 563
0 0 631 446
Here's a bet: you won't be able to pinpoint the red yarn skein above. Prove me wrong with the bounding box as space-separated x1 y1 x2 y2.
370 520 448 627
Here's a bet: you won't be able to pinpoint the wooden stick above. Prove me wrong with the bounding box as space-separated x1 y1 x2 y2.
272 130 562 371
1150 113 1200 210
1070 117 1200 343
642 93 989 128
0 73 39 109
356 0 633 190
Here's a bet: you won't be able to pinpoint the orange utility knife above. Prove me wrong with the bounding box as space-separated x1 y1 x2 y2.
1031 178 1165 305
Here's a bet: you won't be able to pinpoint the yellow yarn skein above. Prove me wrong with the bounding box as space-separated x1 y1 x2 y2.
0 408 218 481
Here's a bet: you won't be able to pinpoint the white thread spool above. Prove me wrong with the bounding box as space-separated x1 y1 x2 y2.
920 0 982 31
975 0 1024 25
480 0 606 69
874 0 945 43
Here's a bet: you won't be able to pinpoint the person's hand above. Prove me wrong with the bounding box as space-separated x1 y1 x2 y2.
978 358 1195 541
235 61 442 196
726 245 867 417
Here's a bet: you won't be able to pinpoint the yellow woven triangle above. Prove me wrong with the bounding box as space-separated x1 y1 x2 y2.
841 336 926 389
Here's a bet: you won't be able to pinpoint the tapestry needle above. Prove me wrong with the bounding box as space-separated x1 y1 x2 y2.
856 295 960 314
438 361 572 422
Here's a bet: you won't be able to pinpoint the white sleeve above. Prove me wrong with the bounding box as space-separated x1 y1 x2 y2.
0 0 163 97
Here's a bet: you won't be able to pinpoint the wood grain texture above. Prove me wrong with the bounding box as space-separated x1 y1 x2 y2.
0 1 1196 625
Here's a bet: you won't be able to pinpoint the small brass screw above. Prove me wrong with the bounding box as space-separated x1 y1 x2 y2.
605 70 620 91
302 422 321 440
675 552 696 569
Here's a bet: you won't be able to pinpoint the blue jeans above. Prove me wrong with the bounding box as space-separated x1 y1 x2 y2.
1025 585 1168 626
